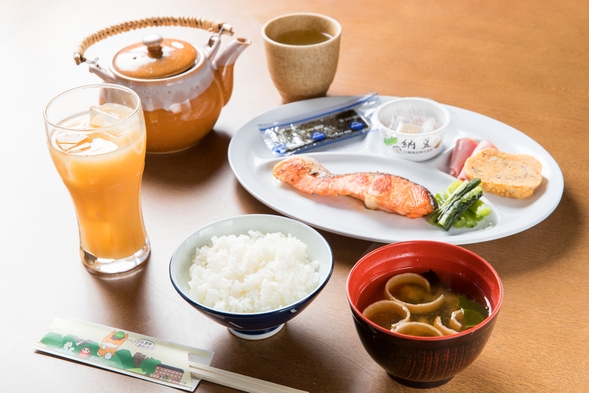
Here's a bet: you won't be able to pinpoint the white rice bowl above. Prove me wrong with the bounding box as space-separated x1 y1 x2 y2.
188 230 321 313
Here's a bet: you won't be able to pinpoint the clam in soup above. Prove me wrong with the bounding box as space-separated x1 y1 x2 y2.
362 270 490 336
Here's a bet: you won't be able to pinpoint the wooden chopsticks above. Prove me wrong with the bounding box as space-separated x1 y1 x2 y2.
189 361 309 393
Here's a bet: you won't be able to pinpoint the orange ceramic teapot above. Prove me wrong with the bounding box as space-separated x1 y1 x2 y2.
74 16 250 153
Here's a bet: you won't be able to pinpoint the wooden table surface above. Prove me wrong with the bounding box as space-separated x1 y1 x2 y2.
2 0 588 392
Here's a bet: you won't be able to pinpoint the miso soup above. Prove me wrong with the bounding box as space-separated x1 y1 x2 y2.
359 270 490 336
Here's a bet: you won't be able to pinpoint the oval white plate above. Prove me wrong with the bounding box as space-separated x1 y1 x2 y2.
228 96 564 245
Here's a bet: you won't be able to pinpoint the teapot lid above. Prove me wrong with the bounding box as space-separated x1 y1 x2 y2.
112 34 197 79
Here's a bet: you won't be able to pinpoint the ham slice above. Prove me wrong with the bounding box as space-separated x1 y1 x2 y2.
449 138 478 177
457 140 498 180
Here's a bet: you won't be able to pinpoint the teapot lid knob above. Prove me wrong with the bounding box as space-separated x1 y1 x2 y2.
113 34 198 79
143 34 164 58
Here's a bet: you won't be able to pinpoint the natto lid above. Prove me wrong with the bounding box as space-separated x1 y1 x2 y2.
112 34 197 79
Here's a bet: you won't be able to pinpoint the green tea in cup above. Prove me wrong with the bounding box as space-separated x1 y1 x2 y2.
274 29 333 45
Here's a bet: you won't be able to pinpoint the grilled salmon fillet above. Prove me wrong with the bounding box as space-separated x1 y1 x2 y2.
272 156 437 218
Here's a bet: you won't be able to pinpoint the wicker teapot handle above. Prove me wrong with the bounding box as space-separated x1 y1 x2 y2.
73 16 234 65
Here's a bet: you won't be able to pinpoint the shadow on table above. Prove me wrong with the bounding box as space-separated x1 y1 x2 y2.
467 190 579 277
205 323 374 392
232 178 278 213
142 130 232 189
86 263 156 335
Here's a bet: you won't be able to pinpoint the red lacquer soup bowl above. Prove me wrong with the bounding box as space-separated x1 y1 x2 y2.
346 241 503 388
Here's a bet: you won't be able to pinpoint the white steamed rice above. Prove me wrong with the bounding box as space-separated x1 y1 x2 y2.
188 230 321 313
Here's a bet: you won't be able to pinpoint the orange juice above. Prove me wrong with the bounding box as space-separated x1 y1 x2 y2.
47 103 148 262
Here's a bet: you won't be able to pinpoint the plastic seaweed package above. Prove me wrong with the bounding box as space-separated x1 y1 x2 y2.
258 93 379 155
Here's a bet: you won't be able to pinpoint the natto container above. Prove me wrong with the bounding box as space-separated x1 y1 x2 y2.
373 97 451 162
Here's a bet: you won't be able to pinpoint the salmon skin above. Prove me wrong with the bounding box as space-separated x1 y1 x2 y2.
272 156 437 218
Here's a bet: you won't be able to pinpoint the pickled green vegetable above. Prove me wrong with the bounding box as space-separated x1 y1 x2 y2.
428 178 492 230
469 199 492 221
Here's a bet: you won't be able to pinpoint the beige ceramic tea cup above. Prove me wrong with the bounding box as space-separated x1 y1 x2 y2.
262 13 341 103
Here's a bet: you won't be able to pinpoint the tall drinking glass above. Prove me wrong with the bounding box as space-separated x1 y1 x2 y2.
44 84 150 275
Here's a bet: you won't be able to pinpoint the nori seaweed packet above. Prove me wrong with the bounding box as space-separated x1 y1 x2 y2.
258 93 379 155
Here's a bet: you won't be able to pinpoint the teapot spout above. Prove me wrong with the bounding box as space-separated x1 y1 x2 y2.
213 38 251 105
88 62 117 83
